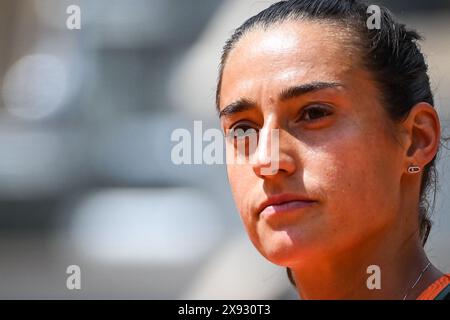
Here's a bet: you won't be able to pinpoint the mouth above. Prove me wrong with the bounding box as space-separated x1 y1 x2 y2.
257 193 317 219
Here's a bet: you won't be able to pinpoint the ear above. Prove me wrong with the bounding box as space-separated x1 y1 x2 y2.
400 102 441 171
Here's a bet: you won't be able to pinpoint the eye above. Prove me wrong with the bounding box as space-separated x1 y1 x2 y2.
226 123 258 140
298 104 333 122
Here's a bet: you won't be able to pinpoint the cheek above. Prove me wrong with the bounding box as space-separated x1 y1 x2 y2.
226 163 263 243
226 163 254 214
310 129 402 240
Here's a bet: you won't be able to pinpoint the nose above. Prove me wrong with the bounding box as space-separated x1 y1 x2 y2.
252 120 296 179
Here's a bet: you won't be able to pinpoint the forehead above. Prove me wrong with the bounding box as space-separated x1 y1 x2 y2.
220 20 361 108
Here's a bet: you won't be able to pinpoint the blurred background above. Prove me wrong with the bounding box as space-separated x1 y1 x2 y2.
0 0 449 299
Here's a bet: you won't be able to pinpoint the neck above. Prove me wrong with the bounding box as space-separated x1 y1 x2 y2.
290 225 442 300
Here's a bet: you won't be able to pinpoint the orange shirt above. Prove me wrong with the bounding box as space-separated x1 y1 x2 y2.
416 274 450 300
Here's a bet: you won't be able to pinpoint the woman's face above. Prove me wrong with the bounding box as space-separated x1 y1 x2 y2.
219 21 408 267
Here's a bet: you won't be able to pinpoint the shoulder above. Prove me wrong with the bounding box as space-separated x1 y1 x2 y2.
417 274 450 300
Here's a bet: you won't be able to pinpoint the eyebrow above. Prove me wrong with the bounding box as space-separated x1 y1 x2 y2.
279 81 343 101
218 81 344 118
219 98 255 119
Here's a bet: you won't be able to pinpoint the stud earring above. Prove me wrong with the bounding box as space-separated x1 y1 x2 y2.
407 165 421 174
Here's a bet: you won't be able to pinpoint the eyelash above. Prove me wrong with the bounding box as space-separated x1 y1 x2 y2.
297 104 333 122
227 123 257 140
227 104 333 138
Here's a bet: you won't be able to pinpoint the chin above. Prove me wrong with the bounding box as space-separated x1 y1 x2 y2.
254 229 319 267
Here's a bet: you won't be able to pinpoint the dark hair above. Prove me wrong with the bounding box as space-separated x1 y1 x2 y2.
216 0 447 287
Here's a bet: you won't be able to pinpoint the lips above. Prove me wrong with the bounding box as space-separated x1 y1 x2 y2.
257 193 317 218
